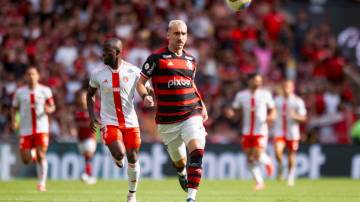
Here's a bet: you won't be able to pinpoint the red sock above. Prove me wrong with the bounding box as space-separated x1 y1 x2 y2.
85 162 92 176
187 149 204 189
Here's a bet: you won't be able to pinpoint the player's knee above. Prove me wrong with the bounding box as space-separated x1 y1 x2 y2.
126 149 139 164
22 157 31 164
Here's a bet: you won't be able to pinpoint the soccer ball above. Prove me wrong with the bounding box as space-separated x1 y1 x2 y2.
225 0 252 11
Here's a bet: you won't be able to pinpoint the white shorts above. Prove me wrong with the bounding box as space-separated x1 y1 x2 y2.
78 138 97 154
157 115 207 162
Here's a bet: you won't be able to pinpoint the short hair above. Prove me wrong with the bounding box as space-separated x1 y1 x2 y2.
27 66 40 73
104 38 122 52
168 20 187 31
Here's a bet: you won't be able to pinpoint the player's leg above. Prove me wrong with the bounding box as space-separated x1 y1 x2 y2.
157 123 188 192
287 140 299 186
79 138 97 184
256 136 273 176
35 133 49 192
19 135 35 164
274 138 286 180
123 128 141 202
182 116 206 202
248 148 264 190
102 126 126 168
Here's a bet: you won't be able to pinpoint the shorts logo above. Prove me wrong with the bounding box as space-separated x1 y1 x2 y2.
167 77 191 88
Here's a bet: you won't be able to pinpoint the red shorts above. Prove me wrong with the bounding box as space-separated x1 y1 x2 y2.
241 135 267 149
19 133 49 151
101 125 141 149
274 136 299 151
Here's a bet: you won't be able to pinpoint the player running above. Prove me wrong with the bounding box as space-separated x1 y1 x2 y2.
273 80 307 186
11 67 56 192
87 38 142 202
231 73 276 190
74 90 97 184
137 20 208 202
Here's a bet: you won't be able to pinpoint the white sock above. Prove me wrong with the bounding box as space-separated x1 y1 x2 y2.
259 152 271 165
288 167 296 184
249 162 264 185
36 159 48 186
187 188 197 200
127 161 140 192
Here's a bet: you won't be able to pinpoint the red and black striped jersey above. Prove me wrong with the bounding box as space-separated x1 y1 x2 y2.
140 47 203 124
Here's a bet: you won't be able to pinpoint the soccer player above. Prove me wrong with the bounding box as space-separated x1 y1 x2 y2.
137 20 208 202
74 90 97 184
232 73 276 190
273 80 307 186
87 38 141 202
11 67 55 192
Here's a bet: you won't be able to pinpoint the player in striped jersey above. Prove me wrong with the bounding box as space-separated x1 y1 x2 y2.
137 20 207 202
273 80 307 186
11 67 56 192
87 38 141 202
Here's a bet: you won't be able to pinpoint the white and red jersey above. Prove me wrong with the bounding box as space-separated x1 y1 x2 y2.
274 95 306 140
12 85 54 136
89 60 140 128
233 89 275 137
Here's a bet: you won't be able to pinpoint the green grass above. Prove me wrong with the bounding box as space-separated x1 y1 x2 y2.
0 178 359 202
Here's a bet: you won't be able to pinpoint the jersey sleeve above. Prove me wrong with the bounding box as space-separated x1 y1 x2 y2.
140 54 157 79
89 73 99 88
232 92 243 109
297 98 307 116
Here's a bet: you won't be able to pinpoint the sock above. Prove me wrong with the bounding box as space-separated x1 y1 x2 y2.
259 152 271 165
85 156 92 176
288 167 296 183
187 149 204 199
249 162 264 185
127 161 140 192
36 159 48 186
187 188 197 200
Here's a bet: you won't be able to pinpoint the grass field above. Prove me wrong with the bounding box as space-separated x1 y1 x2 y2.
0 178 359 202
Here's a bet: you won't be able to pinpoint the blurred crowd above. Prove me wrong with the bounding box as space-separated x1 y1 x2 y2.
1 0 359 145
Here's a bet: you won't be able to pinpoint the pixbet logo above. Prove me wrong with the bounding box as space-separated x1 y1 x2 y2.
167 77 191 88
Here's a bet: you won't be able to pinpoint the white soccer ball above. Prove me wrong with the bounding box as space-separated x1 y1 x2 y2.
225 0 252 11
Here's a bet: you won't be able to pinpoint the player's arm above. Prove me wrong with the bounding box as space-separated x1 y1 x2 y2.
136 76 154 107
289 99 307 123
10 106 19 132
86 86 100 132
44 98 55 114
266 92 277 125
193 81 208 122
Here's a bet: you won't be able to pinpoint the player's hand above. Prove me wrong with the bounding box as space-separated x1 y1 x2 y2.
44 105 55 114
143 95 154 108
90 118 100 133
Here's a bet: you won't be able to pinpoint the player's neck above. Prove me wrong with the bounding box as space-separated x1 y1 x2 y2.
110 59 122 71
250 88 258 93
28 83 38 90
168 45 183 56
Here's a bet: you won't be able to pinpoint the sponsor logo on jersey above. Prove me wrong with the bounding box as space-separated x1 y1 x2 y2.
113 87 121 92
168 61 174 66
167 77 191 88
